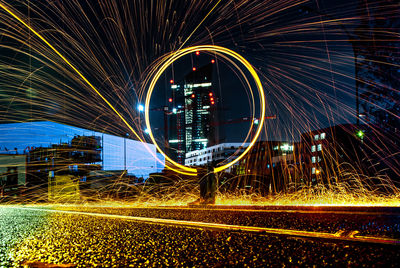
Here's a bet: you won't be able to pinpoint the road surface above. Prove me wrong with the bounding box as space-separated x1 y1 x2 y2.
1 205 399 267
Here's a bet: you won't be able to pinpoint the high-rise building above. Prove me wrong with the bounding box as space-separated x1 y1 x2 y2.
168 64 218 164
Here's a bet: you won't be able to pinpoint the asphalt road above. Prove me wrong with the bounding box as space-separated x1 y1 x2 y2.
1 206 399 267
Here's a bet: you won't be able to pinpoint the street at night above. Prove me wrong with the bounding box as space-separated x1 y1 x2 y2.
1 206 399 267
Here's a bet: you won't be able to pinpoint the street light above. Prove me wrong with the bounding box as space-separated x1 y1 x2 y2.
124 133 129 172
137 104 144 112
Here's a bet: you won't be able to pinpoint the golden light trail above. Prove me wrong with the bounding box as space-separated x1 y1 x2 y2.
13 207 400 246
0 0 398 206
0 2 144 144
177 0 221 50
145 45 266 175
110 205 400 216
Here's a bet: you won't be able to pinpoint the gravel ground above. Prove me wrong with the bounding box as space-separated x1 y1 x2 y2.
0 208 47 267
56 206 400 239
0 207 399 267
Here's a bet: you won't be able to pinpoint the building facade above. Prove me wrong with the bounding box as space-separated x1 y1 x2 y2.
0 121 165 183
168 63 218 164
234 141 301 193
185 143 249 172
300 123 400 187
0 154 26 196
300 124 367 186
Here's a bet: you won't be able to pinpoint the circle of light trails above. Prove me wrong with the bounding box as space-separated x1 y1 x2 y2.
0 4 264 176
10 207 400 246
145 45 266 175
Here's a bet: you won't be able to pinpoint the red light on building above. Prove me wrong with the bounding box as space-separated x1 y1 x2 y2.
211 59 215 64
210 97 214 101
209 92 213 96
195 51 200 56
191 94 195 98
192 67 196 71
168 98 173 103
170 79 174 84
211 101 215 105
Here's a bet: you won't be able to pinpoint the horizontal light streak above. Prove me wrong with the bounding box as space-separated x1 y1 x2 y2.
12 207 400 246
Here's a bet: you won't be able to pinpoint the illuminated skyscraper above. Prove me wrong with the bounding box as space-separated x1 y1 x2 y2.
168 64 217 164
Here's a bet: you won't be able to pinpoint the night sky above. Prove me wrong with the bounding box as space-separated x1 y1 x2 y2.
0 0 382 148
148 0 359 144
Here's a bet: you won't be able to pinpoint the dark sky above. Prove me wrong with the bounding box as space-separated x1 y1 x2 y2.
148 0 359 144
0 0 365 145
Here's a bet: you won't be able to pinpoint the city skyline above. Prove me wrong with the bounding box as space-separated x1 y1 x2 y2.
0 1 399 266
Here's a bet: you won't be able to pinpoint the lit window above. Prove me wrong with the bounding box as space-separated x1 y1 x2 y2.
317 144 322 151
312 167 316 174
281 144 289 151
318 156 321 162
320 132 326 139
311 156 316 163
311 145 316 152
314 134 319 141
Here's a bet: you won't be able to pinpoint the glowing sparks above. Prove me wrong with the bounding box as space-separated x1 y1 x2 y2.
0 2 144 145
0 0 398 207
